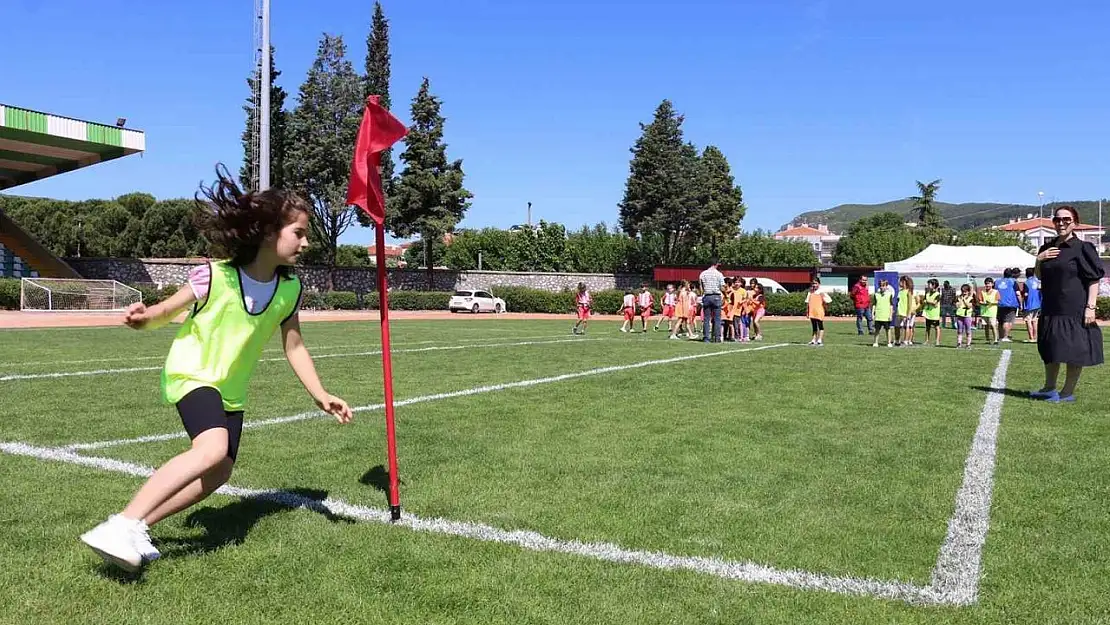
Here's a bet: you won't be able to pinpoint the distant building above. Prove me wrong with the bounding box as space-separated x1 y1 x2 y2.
995 214 1105 253
773 223 842 263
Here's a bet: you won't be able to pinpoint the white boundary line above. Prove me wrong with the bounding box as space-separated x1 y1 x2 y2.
0 337 600 382
0 333 580 369
64 344 789 451
929 349 1011 605
0 441 941 605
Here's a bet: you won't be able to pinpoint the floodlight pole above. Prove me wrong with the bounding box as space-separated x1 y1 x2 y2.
259 0 271 191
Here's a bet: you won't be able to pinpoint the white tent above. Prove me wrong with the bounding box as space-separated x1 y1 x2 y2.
884 244 1037 277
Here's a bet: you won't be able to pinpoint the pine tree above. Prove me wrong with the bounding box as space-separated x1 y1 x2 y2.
240 46 289 191
357 1 395 227
910 179 944 227
285 34 364 286
389 78 473 286
696 145 746 254
618 100 700 263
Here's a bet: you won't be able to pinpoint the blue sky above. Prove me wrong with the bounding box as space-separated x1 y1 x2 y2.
4 0 1108 246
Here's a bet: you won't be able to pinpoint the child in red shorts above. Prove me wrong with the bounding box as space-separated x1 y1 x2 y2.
572 282 591 335
619 289 636 333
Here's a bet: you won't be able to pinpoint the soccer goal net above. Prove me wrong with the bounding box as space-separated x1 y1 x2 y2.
20 278 142 312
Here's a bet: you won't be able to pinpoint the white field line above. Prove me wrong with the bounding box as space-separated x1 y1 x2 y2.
64 343 790 452
0 440 943 605
0 337 600 382
928 349 1011 605
0 333 579 369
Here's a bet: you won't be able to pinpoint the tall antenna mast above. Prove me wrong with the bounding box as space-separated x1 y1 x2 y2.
259 0 271 191
249 0 262 190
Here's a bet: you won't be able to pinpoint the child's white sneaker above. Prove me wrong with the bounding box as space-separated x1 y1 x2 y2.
80 515 145 572
131 520 161 563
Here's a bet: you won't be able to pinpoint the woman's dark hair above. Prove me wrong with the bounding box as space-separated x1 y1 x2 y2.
194 165 310 278
1026 267 1035 278
1055 205 1080 222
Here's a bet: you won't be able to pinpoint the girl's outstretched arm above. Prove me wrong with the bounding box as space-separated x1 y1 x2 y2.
123 285 197 330
281 314 353 423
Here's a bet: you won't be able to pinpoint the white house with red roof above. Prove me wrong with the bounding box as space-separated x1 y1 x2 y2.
995 215 1105 253
773 223 842 262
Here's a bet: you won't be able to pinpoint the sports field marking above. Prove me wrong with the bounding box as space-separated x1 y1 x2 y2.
0 337 601 382
0 333 581 369
64 343 789 451
0 440 941 605
929 349 1011 605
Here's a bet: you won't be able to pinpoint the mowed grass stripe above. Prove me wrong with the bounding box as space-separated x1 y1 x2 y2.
104 342 995 583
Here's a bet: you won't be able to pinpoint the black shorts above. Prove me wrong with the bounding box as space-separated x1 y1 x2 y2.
810 318 825 332
926 319 940 330
176 387 244 461
998 307 1018 324
874 320 891 331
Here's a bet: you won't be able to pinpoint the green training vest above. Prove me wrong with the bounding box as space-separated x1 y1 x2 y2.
979 289 998 319
162 261 302 411
923 292 941 321
873 291 893 322
956 295 974 317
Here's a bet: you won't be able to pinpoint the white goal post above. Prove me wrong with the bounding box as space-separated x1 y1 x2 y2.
20 278 142 312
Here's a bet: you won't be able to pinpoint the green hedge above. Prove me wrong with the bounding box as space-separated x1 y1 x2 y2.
6 278 1110 320
0 279 19 310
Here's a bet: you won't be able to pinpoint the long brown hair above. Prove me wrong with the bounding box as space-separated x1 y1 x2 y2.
194 164 310 278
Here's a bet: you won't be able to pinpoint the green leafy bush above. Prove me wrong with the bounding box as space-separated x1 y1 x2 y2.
378 291 453 311
1096 296 1110 321
323 291 359 310
0 279 20 310
490 286 573 314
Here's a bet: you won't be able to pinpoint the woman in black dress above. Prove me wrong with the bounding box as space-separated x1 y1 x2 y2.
1030 205 1104 402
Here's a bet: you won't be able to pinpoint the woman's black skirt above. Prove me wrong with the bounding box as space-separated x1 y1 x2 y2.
1038 315 1104 367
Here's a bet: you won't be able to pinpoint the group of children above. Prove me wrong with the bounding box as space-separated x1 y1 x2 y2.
867 275 1017 349
573 278 767 342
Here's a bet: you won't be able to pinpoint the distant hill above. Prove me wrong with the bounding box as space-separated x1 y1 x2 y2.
786 200 1108 234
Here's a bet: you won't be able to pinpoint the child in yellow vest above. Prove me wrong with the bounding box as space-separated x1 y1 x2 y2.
922 279 942 347
871 278 895 347
805 279 832 346
979 277 1000 345
80 167 352 572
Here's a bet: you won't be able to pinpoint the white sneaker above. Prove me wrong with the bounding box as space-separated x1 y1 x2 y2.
1000 337 1012 343
131 520 161 564
80 515 144 572
872 343 879 348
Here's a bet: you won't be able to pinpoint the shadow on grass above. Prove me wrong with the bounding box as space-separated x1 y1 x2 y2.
157 487 352 558
360 465 402 506
969 385 1034 399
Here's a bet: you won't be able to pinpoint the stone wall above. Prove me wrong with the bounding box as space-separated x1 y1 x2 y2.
63 258 649 293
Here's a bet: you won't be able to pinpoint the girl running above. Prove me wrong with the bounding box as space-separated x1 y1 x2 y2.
751 282 766 341
955 283 976 349
922 279 942 346
619 289 636 333
655 284 677 332
79 167 353 572
573 282 591 335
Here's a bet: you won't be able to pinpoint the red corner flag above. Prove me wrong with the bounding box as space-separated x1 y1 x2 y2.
346 95 407 521
346 95 407 224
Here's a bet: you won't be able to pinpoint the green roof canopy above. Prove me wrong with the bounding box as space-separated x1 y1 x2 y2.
0 104 145 190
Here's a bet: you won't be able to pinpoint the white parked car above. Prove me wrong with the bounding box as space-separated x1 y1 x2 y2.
449 290 507 314
738 277 789 294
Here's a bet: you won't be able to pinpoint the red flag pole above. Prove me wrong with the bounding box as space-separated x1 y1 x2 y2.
375 223 402 521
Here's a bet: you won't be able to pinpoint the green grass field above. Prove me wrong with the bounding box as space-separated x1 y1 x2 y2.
1 318 1108 624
